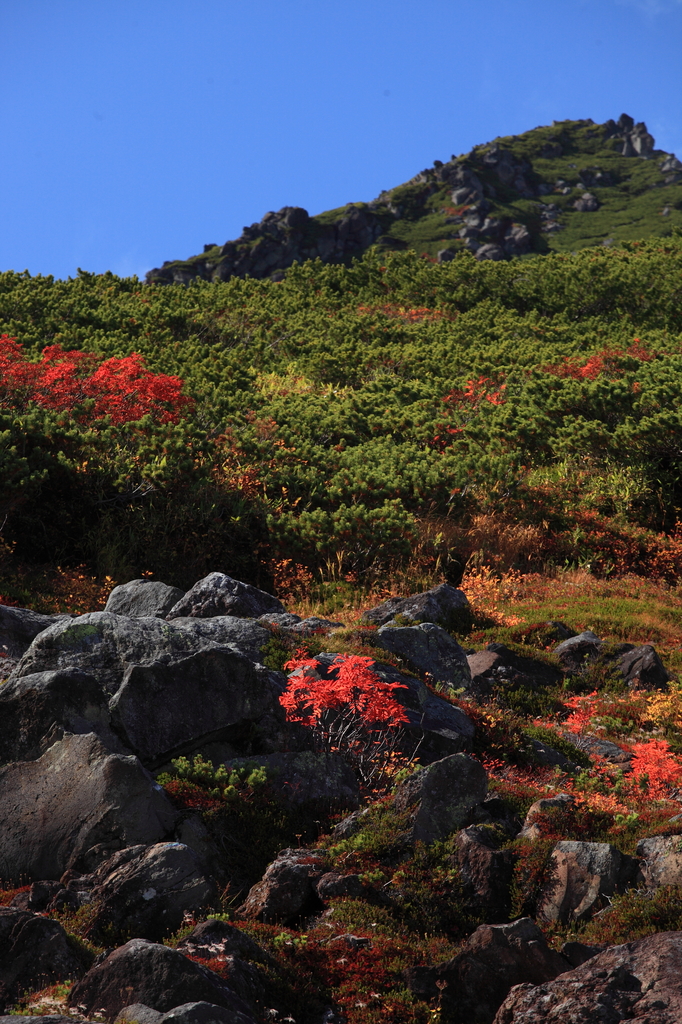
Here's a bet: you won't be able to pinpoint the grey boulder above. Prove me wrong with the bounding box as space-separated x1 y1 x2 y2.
554 631 603 673
405 917 569 1024
109 647 278 767
9 612 271 697
0 603 71 661
104 580 185 619
393 753 488 844
538 840 638 923
494 930 682 1023
637 834 682 887
85 843 218 942
0 908 87 1012
373 622 472 691
0 732 179 881
362 583 470 630
160 1003 255 1024
0 668 125 765
238 847 327 924
166 572 284 620
69 939 254 1022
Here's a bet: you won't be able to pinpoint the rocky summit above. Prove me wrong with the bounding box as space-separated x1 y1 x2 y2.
146 113 682 285
4 570 682 1023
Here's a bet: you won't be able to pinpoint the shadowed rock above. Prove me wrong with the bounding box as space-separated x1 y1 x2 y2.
0 908 87 1012
0 733 178 881
393 753 488 844
373 622 472 690
69 939 253 1022
404 917 569 1024
362 583 470 631
494 930 682 1023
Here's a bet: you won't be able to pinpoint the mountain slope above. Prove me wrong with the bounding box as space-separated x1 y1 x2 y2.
147 113 682 285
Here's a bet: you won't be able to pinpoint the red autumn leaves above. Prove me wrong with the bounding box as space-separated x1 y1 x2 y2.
0 334 192 425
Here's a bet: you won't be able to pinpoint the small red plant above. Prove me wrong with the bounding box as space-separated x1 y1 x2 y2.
630 739 682 798
280 653 409 789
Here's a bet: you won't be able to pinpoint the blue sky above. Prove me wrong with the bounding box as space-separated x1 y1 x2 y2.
1 0 681 280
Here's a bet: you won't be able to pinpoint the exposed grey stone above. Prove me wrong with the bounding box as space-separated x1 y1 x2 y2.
109 647 277 767
257 612 302 629
554 630 603 673
437 248 456 262
69 939 253 1022
85 843 218 942
475 243 506 261
519 793 575 840
0 732 178 881
176 918 273 966
238 848 326 924
494 931 682 1024
538 841 627 923
362 583 469 630
115 1004 163 1024
9 612 271 698
373 621 471 690
0 668 127 765
637 834 682 887
166 573 284 621
573 192 599 212
105 581 186 619
159 1002 255 1024
0 603 71 662
393 753 488 844
404 917 569 1024
561 731 633 770
618 644 669 691
0 908 87 1013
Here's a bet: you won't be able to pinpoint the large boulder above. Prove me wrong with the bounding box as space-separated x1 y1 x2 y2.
0 733 179 881
68 939 253 1022
84 843 218 942
372 622 472 690
109 648 277 767
454 825 517 922
166 573 284 620
0 603 71 662
104 580 185 619
0 668 125 765
9 612 272 697
538 841 638 923
493 930 682 1023
224 752 360 813
238 848 327 925
404 917 569 1024
176 918 273 966
0 908 87 1012
158 1003 255 1024
637 834 682 887
618 644 669 691
393 753 488 844
361 583 470 631
467 643 562 697
554 631 603 673
168 617 272 665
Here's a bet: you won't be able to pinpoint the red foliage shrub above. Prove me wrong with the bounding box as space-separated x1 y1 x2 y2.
0 335 193 424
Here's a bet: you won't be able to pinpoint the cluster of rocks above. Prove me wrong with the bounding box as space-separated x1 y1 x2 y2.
603 112 656 157
2 571 682 1023
146 204 385 286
